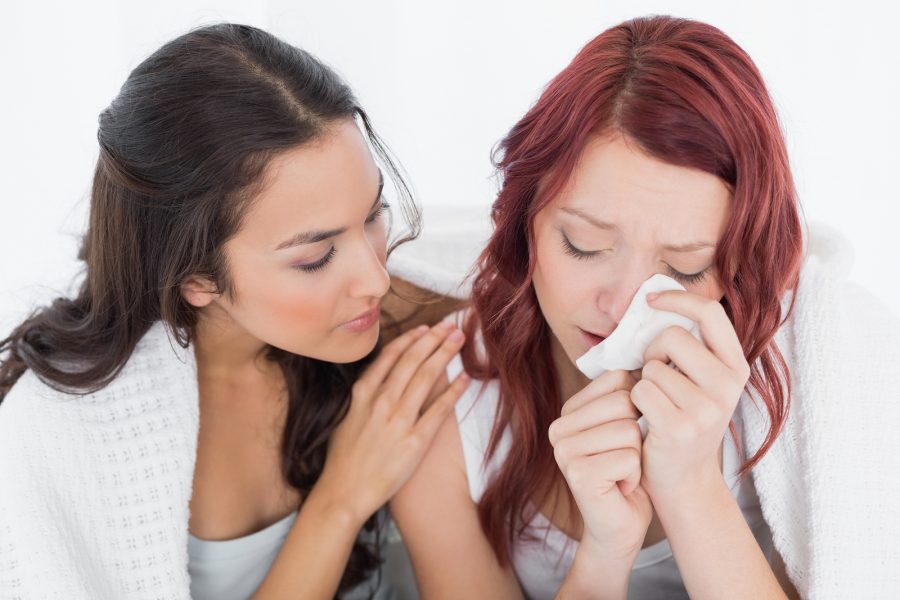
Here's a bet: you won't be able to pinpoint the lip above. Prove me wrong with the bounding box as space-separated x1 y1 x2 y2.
340 305 381 332
578 327 609 349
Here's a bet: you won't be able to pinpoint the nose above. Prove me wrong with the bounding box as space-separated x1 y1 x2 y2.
599 265 655 324
348 231 391 300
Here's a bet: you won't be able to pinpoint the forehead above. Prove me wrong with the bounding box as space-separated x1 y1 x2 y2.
238 120 379 245
555 132 732 233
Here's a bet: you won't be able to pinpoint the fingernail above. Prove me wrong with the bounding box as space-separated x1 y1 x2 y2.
416 324 429 333
646 292 659 302
449 330 464 343
436 320 454 331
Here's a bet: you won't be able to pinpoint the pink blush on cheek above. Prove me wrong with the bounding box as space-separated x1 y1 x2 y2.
232 283 338 352
268 292 334 331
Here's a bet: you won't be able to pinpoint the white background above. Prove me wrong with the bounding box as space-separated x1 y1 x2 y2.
2 0 898 337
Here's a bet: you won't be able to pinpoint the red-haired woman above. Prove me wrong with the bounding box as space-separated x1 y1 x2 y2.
391 15 900 600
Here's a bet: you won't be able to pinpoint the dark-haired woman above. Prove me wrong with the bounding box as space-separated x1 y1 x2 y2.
392 15 900 599
0 24 465 599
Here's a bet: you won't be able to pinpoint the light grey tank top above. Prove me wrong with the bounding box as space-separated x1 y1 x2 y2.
188 508 405 599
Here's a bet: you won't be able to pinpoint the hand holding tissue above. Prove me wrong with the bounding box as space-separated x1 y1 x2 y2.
576 274 703 378
575 274 703 438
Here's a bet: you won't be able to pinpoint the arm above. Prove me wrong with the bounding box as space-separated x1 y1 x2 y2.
556 543 635 600
632 291 798 598
389 401 524 599
254 324 470 599
652 467 790 600
252 487 363 599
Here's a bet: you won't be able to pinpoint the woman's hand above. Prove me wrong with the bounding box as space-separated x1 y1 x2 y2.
548 369 653 565
631 290 751 500
314 321 469 527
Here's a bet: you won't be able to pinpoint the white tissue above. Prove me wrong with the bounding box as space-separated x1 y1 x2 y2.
575 274 703 439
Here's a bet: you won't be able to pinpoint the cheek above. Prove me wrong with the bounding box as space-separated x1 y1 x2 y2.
695 269 725 301
263 279 334 324
231 260 341 342
533 232 592 322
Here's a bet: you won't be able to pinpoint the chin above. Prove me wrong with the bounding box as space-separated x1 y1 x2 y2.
321 328 381 364
264 326 377 364
328 348 376 364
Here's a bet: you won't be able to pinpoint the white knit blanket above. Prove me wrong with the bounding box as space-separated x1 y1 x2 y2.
736 225 900 599
0 327 199 598
1 219 898 599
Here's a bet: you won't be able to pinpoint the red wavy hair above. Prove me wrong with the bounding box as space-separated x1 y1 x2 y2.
460 15 803 566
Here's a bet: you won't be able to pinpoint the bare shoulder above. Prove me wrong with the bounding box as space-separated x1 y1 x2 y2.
396 395 469 495
390 400 523 600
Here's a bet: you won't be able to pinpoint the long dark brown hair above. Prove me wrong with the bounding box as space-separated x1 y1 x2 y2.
0 23 420 596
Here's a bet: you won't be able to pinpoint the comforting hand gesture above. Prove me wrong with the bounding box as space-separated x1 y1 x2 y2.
631 290 751 499
317 321 469 526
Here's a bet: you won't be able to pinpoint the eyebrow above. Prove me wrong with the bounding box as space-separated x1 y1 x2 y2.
559 206 716 252
275 171 384 251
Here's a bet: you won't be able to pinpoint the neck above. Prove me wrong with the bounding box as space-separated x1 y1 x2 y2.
192 304 278 390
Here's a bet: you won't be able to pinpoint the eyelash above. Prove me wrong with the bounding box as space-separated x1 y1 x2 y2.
560 232 710 286
366 201 389 224
295 246 335 273
293 202 389 273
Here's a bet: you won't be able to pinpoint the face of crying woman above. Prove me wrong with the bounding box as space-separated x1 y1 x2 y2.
530 131 732 371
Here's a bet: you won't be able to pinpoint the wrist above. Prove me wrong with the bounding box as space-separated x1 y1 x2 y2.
649 463 728 518
305 479 370 533
560 540 634 600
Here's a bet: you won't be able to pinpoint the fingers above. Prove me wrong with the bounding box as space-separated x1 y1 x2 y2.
562 449 642 498
629 377 680 434
561 370 638 417
642 326 736 399
647 291 749 379
614 450 643 497
355 324 430 398
380 321 461 401
395 328 468 423
640 358 702 412
418 370 452 414
550 419 643 465
411 370 471 444
548 390 639 445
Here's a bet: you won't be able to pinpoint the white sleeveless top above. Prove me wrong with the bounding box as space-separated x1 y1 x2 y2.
188 508 401 599
188 511 297 599
448 354 775 600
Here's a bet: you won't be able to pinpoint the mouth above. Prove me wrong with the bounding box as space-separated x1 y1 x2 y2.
340 305 381 332
578 327 609 349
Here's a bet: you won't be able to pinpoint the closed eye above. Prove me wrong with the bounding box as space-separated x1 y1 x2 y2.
561 230 710 285
366 201 389 225
665 265 709 285
560 231 602 259
293 246 336 273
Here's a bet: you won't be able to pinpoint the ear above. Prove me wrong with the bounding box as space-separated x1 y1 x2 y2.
181 276 219 308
